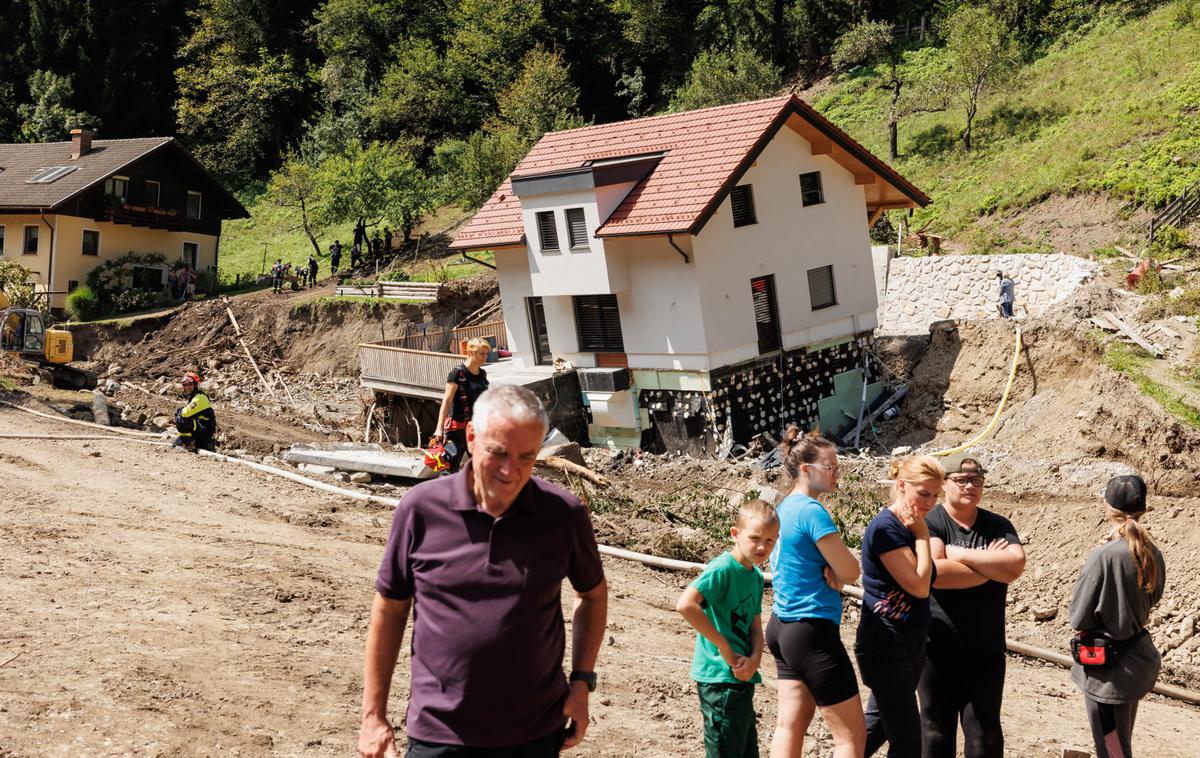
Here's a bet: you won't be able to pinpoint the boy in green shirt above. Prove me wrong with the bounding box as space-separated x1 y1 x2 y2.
676 499 780 758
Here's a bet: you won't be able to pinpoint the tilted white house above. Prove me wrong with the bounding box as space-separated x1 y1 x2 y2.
449 95 929 453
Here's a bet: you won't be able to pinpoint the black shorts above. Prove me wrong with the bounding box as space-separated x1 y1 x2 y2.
766 615 859 706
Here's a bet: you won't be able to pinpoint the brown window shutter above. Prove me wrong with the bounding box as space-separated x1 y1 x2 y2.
537 211 560 250
566 208 588 248
731 185 757 227
751 274 781 354
807 265 837 309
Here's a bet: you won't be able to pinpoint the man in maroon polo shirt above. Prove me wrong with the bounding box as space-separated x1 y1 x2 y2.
359 385 609 758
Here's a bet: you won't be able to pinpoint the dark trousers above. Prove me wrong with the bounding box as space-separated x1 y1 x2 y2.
446 427 468 472
407 729 564 758
999 302 1014 318
696 681 758 758
1084 697 1139 758
857 619 927 758
918 648 1005 757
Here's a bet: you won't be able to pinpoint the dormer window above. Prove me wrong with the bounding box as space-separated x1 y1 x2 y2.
536 211 559 251
731 184 757 227
105 176 128 201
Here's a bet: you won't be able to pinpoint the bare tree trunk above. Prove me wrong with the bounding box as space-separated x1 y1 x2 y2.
300 198 322 258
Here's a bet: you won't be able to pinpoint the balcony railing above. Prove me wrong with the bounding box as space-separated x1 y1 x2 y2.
359 342 464 398
103 202 188 231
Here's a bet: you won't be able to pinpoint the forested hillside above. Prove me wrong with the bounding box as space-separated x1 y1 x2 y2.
3 0 1197 275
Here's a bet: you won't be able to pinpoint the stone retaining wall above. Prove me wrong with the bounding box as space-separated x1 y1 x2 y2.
879 253 1098 334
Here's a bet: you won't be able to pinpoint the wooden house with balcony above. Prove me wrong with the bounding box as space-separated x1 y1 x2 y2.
0 129 248 311
439 94 929 454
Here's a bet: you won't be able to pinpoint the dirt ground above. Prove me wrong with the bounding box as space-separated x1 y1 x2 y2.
3 406 1200 757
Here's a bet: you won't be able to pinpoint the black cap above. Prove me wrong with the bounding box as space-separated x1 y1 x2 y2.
1104 475 1147 514
942 452 987 475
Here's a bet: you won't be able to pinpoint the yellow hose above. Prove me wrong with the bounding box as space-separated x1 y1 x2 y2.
931 326 1023 457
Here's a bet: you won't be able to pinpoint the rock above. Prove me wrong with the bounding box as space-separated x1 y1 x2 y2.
755 486 782 506
1032 607 1058 622
891 445 912 457
1062 749 1090 758
538 441 585 466
224 386 241 400
333 472 350 482
158 385 170 396
1180 615 1196 639
349 471 372 484
298 463 337 475
107 363 123 375
103 380 120 396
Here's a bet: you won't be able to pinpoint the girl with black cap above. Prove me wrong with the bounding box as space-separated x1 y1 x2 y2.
1068 474 1166 758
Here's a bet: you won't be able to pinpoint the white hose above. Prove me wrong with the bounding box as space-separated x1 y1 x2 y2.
6 402 1200 706
0 433 168 446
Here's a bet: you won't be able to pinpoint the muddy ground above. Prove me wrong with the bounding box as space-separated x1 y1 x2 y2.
3 405 1200 757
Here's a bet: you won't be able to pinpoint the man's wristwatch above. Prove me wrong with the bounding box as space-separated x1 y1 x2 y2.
569 670 598 692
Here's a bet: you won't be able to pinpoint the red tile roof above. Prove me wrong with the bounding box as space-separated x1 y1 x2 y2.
449 95 928 251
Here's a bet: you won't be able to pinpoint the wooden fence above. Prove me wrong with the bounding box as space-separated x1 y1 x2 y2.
451 319 508 351
359 343 464 392
1150 179 1200 243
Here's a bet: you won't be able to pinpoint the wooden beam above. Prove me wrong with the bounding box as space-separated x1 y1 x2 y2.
855 172 877 185
810 138 833 155
867 207 887 227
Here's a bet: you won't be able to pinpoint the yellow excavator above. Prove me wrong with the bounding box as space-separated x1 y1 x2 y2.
0 292 96 389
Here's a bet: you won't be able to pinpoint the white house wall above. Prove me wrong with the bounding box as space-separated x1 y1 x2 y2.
494 248 536 367
692 125 879 369
520 189 629 296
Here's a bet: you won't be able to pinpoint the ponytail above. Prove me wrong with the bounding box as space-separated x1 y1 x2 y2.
779 424 836 483
889 454 945 499
1113 512 1160 594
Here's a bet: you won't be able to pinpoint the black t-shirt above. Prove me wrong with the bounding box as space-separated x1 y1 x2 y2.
926 505 1020 654
448 364 488 422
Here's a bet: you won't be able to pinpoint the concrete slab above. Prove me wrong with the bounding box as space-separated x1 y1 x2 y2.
284 443 435 480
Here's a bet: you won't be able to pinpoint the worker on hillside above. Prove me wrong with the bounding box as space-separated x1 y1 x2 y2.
307 255 319 288
996 271 1015 318
383 227 393 257
173 371 217 453
272 259 284 294
330 240 342 274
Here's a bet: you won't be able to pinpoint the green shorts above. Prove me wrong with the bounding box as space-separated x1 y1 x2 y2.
696 681 759 758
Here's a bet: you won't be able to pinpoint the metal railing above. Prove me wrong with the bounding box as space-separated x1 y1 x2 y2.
452 319 508 351
360 343 464 391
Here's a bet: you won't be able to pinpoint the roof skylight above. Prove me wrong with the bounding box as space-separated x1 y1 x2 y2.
26 166 78 184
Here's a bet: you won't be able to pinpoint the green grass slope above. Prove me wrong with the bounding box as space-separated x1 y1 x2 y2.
814 4 1200 252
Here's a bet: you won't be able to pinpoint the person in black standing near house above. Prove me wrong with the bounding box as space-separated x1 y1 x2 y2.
433 337 491 472
919 454 1025 758
308 254 319 288
350 242 362 270
384 227 393 257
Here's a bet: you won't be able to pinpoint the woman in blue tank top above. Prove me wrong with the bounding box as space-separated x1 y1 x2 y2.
765 426 865 758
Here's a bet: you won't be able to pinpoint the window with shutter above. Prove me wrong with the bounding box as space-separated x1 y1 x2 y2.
566 208 589 248
730 184 757 227
536 211 560 251
807 265 837 310
573 294 624 352
799 172 824 206
750 275 781 354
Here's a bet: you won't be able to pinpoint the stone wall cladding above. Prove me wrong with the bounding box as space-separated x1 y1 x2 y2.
879 253 1098 335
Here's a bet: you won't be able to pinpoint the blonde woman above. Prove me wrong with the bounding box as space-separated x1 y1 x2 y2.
856 455 944 757
434 337 491 471
1069 475 1165 758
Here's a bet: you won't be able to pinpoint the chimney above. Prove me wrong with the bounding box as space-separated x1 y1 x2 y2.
70 128 94 159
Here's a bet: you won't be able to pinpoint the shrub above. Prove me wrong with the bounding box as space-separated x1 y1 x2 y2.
63 285 100 321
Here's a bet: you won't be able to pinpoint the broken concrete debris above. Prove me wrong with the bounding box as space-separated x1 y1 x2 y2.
283 442 435 480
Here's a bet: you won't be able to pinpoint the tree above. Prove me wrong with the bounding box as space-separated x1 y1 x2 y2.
0 261 37 309
320 142 437 245
942 6 1017 150
174 0 317 184
17 70 97 142
494 47 585 143
268 153 328 258
834 21 903 160
669 46 781 112
432 128 527 209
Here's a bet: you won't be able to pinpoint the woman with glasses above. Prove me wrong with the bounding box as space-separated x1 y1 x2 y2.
765 425 865 758
856 454 944 757
919 454 1025 757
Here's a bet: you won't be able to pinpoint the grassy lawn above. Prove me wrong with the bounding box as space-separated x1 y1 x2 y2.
814 3 1200 251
